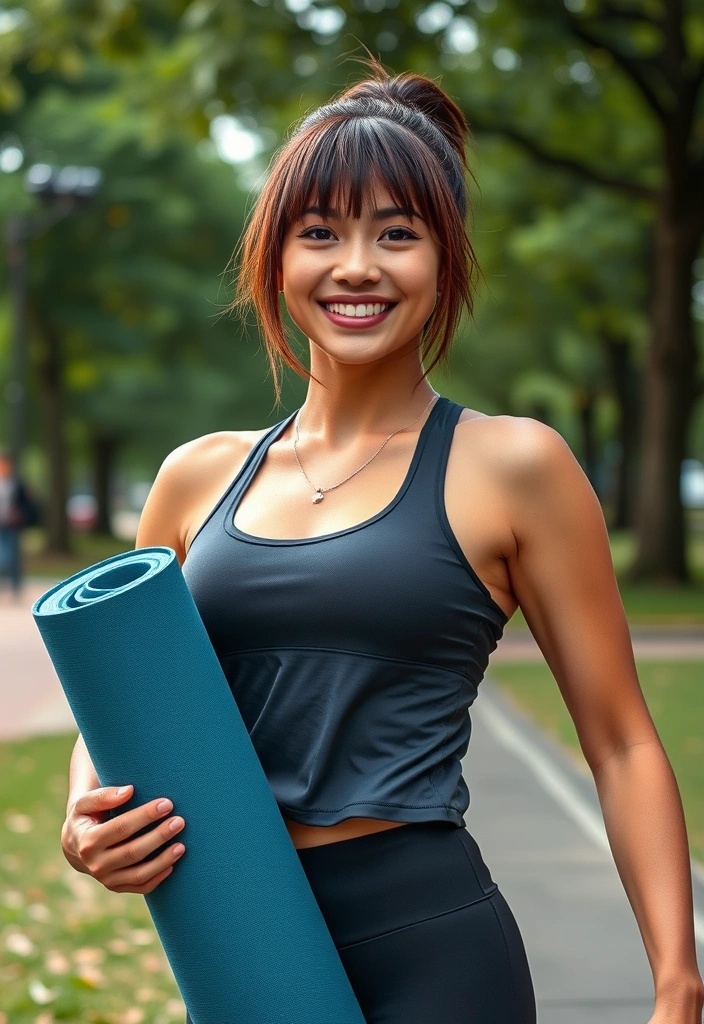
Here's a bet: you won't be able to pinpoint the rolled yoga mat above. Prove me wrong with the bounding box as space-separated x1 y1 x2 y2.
32 547 367 1024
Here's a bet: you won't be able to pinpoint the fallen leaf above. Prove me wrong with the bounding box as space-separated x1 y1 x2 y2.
140 952 163 973
107 938 130 955
28 902 52 922
136 987 164 1002
5 812 35 833
75 964 106 988
6 932 35 956
28 979 58 1005
118 1009 145 1024
44 951 70 975
73 946 105 965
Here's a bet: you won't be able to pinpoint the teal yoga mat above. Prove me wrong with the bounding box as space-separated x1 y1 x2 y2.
32 547 367 1024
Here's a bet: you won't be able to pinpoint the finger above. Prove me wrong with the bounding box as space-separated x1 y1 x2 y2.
76 792 178 868
103 810 185 871
73 784 134 817
105 842 185 893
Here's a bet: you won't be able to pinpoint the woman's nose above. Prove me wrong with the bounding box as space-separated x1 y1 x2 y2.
331 243 381 285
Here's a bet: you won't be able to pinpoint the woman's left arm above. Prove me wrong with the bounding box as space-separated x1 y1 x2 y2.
498 417 704 1021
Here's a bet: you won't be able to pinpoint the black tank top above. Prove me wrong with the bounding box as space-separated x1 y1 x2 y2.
182 395 508 828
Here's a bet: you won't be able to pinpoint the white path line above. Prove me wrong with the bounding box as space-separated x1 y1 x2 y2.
475 687 704 950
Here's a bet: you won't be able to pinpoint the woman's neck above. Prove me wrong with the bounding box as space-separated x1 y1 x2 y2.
299 349 438 445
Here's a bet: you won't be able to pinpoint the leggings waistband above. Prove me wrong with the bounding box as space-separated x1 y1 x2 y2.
294 820 498 949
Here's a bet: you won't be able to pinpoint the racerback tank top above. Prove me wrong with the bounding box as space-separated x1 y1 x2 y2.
182 395 508 829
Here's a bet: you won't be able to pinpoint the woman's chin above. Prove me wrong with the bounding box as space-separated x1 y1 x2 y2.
309 339 413 368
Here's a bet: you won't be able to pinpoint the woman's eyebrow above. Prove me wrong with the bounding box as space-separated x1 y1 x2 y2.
300 204 425 222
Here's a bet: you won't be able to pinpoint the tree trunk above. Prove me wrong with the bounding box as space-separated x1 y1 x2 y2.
627 195 701 583
575 387 598 494
604 335 640 531
32 310 72 555
91 432 120 535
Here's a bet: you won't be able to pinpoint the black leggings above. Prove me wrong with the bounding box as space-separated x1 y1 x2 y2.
185 820 537 1024
295 820 537 1023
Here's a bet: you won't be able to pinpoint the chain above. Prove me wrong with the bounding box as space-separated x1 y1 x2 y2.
293 392 440 503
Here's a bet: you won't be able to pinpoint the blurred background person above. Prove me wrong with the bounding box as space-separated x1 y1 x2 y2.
0 450 37 602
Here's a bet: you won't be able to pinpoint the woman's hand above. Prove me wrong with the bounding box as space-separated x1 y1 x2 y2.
61 783 186 893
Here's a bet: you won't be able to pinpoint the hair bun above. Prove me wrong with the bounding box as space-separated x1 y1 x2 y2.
339 58 469 168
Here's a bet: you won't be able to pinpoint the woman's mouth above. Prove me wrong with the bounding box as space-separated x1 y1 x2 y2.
318 300 397 328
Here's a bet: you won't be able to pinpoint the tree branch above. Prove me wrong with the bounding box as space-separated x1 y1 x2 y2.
598 1 662 28
567 17 668 121
469 117 657 201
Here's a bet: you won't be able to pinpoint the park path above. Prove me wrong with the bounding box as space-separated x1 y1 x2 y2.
1 579 704 1021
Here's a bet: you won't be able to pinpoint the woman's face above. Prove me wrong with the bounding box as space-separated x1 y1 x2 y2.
280 179 442 368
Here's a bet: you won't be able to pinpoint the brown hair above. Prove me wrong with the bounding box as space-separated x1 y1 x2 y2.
230 57 478 403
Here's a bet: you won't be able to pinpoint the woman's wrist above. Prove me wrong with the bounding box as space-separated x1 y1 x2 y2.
654 970 704 1013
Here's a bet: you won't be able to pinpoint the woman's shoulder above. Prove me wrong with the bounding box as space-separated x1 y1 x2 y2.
170 426 272 468
451 408 582 522
135 425 274 560
454 408 570 471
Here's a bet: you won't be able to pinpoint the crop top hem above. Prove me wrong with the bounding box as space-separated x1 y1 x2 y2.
278 801 465 828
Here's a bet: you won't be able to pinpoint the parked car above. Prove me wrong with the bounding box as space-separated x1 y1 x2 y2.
66 493 97 530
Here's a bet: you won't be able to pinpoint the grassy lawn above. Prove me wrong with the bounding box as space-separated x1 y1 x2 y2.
488 660 704 866
0 732 186 1024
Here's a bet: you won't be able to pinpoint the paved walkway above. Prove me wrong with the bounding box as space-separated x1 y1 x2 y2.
493 624 704 662
2 578 703 1021
467 680 704 1022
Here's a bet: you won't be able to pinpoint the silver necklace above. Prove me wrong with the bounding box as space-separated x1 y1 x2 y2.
293 393 440 504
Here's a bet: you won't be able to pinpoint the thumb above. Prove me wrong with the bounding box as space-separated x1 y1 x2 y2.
75 784 133 817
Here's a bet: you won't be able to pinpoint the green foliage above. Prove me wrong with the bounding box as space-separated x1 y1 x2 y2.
0 0 702 479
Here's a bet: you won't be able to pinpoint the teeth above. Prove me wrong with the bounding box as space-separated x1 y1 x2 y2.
324 302 390 317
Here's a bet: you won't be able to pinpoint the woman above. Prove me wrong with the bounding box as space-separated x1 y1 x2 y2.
61 62 703 1023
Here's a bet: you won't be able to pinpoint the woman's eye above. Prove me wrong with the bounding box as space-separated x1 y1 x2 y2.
383 227 418 241
300 227 335 241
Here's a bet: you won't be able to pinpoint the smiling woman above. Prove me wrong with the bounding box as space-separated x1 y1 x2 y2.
60 50 703 1024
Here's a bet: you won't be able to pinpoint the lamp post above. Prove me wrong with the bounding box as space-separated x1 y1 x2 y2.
4 162 102 474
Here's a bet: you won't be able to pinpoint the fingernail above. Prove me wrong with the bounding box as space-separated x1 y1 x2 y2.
117 786 130 795
157 799 172 814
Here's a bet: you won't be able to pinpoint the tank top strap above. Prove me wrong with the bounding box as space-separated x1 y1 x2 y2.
228 408 298 505
402 395 465 513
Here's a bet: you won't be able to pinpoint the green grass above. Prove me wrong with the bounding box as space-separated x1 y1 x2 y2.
20 530 134 582
488 660 704 866
0 732 186 1023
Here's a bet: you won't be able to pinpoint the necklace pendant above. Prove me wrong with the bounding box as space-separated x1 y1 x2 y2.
312 489 324 503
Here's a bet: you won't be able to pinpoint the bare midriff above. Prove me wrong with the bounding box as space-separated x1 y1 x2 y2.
283 815 411 850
